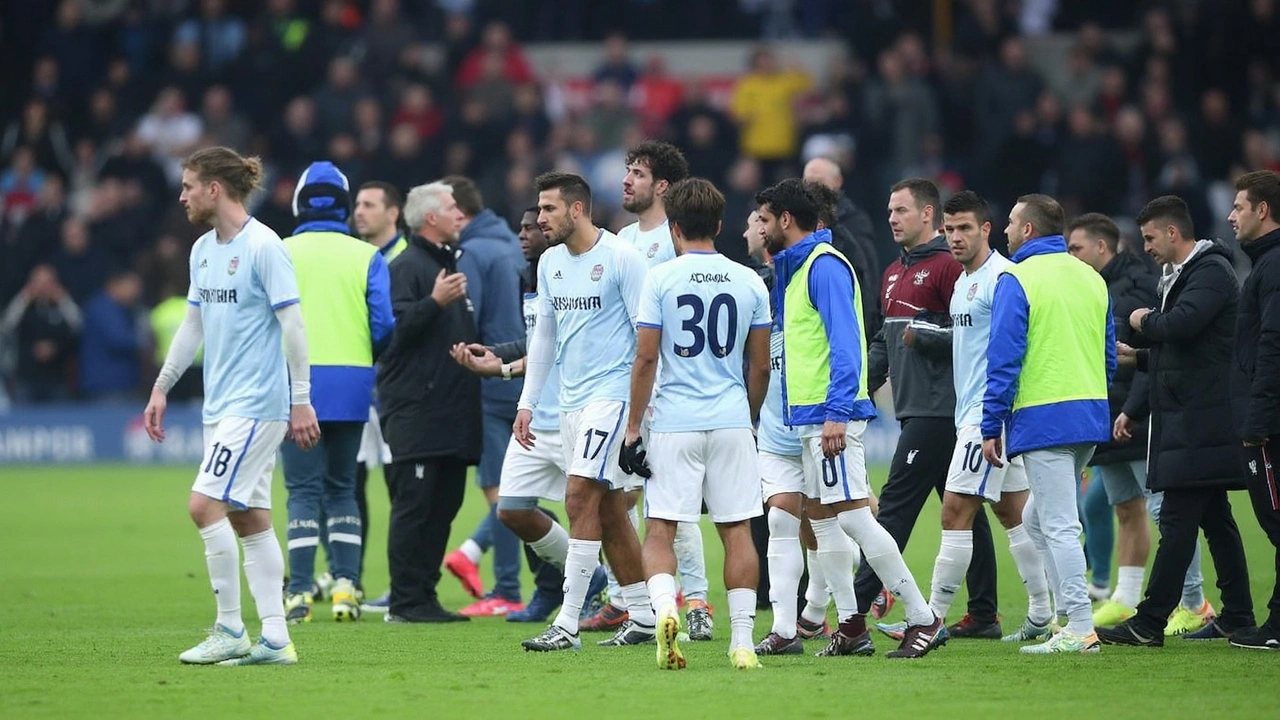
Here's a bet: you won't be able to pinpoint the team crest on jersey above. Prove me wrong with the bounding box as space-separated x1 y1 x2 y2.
228 257 240 275
913 269 930 285
647 242 659 258
967 282 978 301
590 264 604 281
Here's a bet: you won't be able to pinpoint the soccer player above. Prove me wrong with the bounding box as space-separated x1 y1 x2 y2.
759 178 945 659
983 193 1114 654
620 177 772 670
145 146 320 665
877 191 1053 643
515 172 656 651
587 140 713 641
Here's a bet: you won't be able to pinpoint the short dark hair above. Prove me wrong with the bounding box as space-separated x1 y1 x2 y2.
890 177 941 216
942 190 991 227
664 177 725 241
358 181 403 213
522 205 540 215
1235 170 1280 215
442 175 484 216
1136 195 1194 239
1066 212 1120 253
534 171 592 213
755 178 820 233
1016 193 1066 237
803 180 839 228
625 140 690 185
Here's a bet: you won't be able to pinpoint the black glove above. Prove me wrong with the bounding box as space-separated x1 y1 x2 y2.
619 436 652 478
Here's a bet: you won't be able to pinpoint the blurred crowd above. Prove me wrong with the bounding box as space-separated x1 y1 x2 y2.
2 0 1280 405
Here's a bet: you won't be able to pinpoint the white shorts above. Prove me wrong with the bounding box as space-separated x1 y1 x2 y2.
357 406 392 468
192 417 287 510
760 451 805 501
799 420 870 504
498 430 568 502
560 400 632 490
945 425 1029 503
645 428 762 524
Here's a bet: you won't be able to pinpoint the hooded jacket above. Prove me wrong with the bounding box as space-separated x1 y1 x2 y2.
1233 227 1280 444
1092 250 1158 466
868 235 963 419
1132 240 1242 490
456 208 527 412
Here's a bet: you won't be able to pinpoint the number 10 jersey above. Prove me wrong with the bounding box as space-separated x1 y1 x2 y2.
636 251 772 433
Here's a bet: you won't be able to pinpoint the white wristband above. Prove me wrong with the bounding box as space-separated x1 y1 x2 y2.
501 363 512 381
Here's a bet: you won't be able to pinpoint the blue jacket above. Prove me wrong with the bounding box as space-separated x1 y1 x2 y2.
772 229 877 426
457 209 527 411
982 235 1116 455
292 219 395 422
79 293 141 398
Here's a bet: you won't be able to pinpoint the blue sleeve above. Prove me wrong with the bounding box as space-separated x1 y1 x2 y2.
458 248 484 334
366 251 395 356
808 255 860 422
982 275 1029 439
1105 295 1117 386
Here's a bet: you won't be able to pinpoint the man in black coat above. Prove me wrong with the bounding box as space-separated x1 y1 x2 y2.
1228 170 1280 650
1098 195 1255 647
377 180 483 623
1066 213 1213 632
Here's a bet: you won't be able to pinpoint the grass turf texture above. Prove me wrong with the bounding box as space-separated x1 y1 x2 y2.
3 464 1278 720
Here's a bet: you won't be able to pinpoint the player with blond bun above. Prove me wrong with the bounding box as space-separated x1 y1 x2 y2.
145 146 319 666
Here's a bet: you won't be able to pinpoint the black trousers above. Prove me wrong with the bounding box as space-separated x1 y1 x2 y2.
1244 441 1280 626
853 416 999 622
1135 486 1255 632
385 456 469 614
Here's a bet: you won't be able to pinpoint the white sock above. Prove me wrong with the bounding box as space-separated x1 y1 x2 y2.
727 588 756 652
929 529 972 621
801 548 830 625
552 539 601 634
1008 524 1052 624
838 507 933 626
809 517 859 622
460 538 483 564
674 521 708 602
200 519 243 634
766 508 803 637
647 572 678 617
621 581 656 626
1113 566 1144 608
529 522 570 570
241 528 288 647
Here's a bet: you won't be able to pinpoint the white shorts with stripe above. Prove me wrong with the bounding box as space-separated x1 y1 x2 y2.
644 428 763 524
945 424 1029 503
498 430 568 502
560 399 636 490
192 416 287 510
759 450 805 501
799 420 870 504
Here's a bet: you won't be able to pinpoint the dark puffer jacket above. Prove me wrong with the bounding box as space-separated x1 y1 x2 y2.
1093 250 1157 466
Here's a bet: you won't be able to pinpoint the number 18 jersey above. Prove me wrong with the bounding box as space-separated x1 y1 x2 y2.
636 251 772 433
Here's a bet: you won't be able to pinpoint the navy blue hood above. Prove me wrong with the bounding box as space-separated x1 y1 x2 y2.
293 161 351 227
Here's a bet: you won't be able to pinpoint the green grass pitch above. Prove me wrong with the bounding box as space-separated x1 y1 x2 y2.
2 464 1278 719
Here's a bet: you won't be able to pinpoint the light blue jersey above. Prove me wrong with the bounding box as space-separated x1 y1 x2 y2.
523 291 561 432
950 249 1013 427
636 251 772 432
757 327 802 455
618 221 676 269
187 217 300 424
537 230 647 411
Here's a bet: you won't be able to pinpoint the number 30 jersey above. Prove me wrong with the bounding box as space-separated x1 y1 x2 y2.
636 251 772 433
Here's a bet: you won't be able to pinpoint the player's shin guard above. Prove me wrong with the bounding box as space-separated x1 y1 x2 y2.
242 528 290 647
1008 524 1053 624
838 507 933 627
200 518 244 633
553 539 601 634
674 522 709 603
529 521 570 570
929 530 973 621
801 548 831 625
810 517 859 623
767 508 803 637
727 588 757 651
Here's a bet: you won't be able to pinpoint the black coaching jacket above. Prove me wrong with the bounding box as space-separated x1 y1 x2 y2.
1232 227 1280 445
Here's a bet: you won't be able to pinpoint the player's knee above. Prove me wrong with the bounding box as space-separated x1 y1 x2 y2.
767 506 800 538
940 493 978 530
1114 496 1147 524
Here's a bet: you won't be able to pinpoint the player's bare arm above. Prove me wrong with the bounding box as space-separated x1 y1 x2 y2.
744 326 770 426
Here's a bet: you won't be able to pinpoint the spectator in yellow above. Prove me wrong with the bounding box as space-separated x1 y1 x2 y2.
730 48 813 170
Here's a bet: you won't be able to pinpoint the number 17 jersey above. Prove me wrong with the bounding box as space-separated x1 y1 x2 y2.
636 251 772 433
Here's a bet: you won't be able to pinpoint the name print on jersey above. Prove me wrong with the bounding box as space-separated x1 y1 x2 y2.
199 288 239 304
689 272 733 283
551 296 603 311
